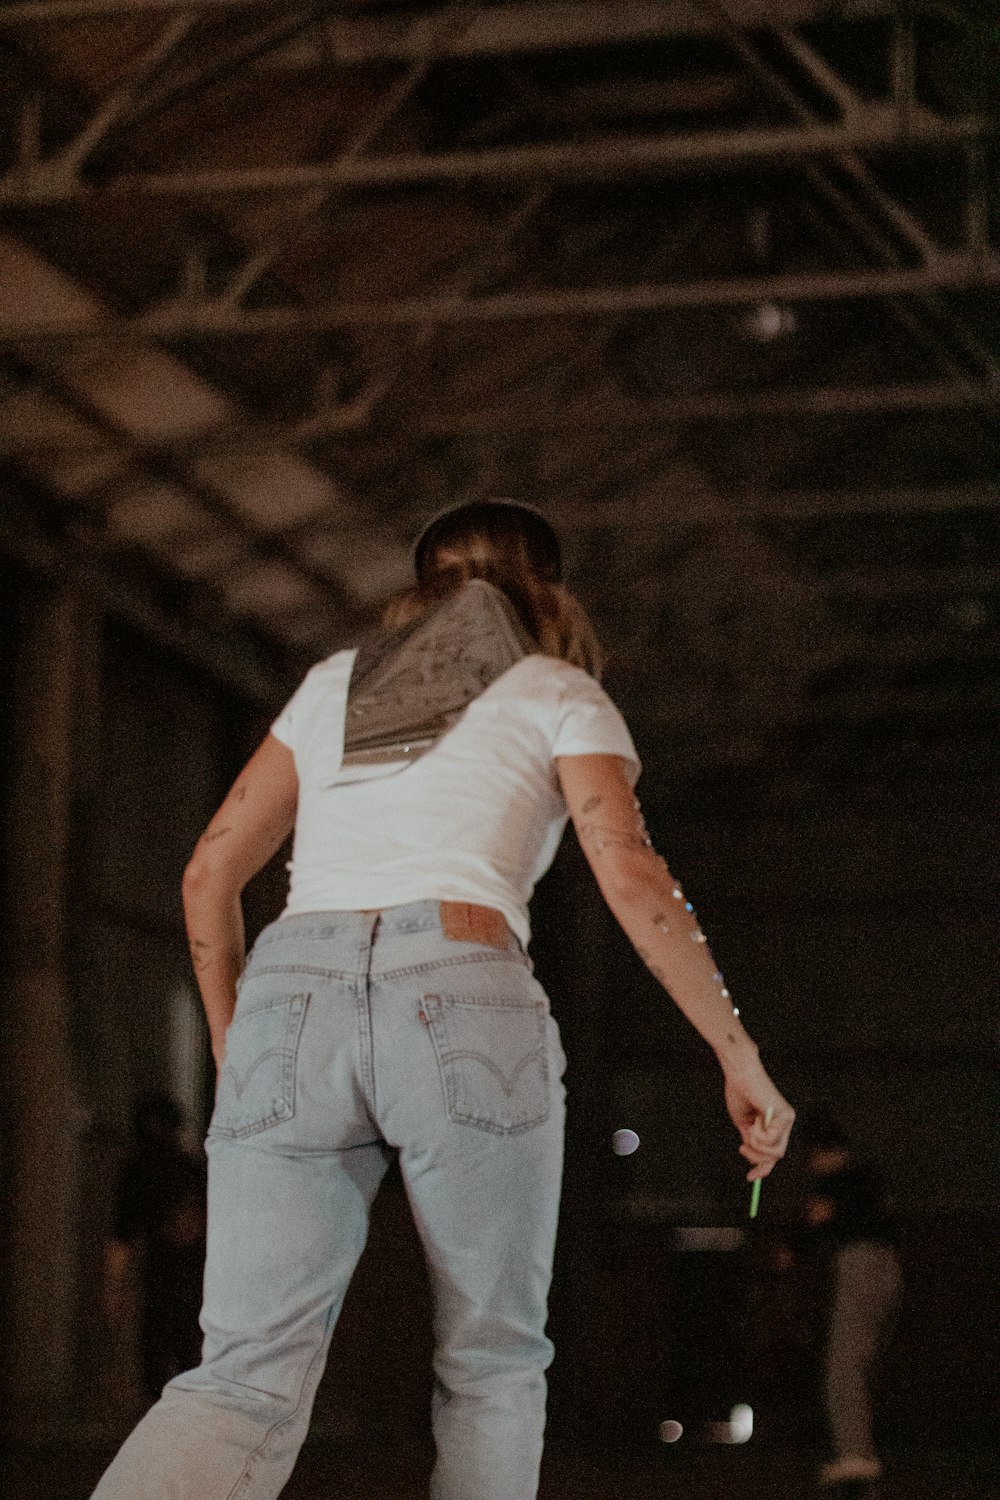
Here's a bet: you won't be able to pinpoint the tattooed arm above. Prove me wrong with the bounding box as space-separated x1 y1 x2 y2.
182 734 298 1068
556 753 793 1180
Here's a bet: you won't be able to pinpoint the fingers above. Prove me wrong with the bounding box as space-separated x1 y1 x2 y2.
740 1144 780 1180
739 1101 794 1179
722 1074 795 1182
742 1117 789 1158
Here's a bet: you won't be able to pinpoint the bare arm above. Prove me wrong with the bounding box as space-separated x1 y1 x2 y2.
182 734 298 1068
556 753 794 1180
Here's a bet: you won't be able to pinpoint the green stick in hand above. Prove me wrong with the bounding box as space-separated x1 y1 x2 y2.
749 1106 775 1219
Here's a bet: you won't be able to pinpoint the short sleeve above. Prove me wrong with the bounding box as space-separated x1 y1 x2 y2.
270 671 314 752
552 673 641 785
269 650 355 758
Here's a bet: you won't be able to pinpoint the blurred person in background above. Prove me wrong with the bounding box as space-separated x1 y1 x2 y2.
799 1113 902 1498
104 1092 207 1406
92 500 794 1500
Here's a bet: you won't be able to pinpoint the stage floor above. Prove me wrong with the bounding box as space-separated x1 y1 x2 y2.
6 1441 996 1500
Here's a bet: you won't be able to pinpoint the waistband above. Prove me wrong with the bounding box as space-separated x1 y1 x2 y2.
261 899 517 953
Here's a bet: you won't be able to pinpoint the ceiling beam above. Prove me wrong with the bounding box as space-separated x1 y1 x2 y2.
3 385 994 463
550 484 997 526
423 381 999 436
1 112 986 205
0 0 897 48
2 257 997 342
715 11 998 386
46 12 195 179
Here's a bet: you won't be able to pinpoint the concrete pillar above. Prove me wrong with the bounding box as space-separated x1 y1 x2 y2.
2 583 91 1436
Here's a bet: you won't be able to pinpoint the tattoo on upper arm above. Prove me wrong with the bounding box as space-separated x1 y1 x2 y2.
199 824 232 845
233 784 247 803
580 822 653 854
581 794 603 814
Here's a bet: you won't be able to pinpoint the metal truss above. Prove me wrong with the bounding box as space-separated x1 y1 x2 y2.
420 381 999 438
1 111 987 205
639 683 1000 738
298 185 552 435
0 0 898 45
2 257 995 342
0 1 905 173
15 382 994 468
703 3 999 388
2 0 991 430
3 356 992 520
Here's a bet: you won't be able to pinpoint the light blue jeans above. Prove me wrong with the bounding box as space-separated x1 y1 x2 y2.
92 903 566 1500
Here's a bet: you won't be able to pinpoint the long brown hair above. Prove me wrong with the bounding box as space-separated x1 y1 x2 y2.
384 501 603 678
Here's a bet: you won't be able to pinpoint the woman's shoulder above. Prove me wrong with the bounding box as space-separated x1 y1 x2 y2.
493 657 629 744
507 653 605 694
272 649 357 744
306 646 357 677
292 648 357 698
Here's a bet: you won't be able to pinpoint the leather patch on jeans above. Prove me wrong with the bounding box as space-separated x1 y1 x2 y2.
440 901 509 950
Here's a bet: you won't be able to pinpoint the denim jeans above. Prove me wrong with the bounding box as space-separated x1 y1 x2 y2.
92 903 566 1500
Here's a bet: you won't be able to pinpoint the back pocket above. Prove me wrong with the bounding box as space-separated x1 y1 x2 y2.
210 992 309 1139
421 991 549 1135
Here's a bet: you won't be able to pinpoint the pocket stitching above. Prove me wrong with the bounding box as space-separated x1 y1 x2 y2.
210 993 309 1140
422 992 549 1136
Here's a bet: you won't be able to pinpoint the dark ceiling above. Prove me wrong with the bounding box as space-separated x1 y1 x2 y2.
1 0 997 787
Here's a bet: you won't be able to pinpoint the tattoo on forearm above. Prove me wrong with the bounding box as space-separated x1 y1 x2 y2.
580 822 653 854
581 795 603 814
635 943 666 983
189 938 215 972
233 784 247 803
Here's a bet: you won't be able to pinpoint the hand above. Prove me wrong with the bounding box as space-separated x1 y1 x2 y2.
722 1062 794 1181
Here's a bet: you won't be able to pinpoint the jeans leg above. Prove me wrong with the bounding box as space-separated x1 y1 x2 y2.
91 1138 388 1500
397 1087 564 1500
403 1119 564 1500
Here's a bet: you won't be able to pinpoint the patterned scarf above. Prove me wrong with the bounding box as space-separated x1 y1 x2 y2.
342 578 534 773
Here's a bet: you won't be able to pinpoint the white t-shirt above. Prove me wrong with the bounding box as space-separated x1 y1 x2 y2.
270 651 640 946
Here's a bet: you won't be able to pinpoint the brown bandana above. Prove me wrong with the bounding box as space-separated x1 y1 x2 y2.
342 579 534 773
